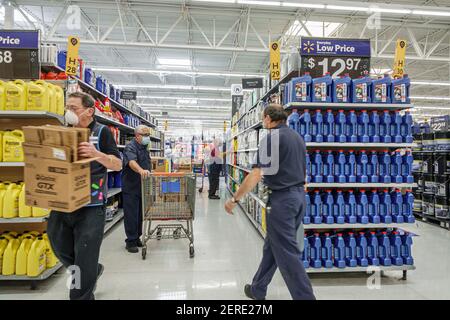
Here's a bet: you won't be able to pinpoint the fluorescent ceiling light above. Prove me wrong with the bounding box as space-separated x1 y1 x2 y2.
194 0 236 3
177 99 198 104
326 5 367 12
284 20 341 39
282 3 325 9
412 10 450 17
141 103 230 110
411 96 450 101
413 106 450 110
411 81 450 87
368 7 411 14
158 58 191 67
118 84 252 92
138 95 231 102
237 0 281 5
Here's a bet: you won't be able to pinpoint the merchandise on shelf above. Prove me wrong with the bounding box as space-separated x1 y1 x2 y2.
312 73 333 103
0 182 50 218
1 130 24 162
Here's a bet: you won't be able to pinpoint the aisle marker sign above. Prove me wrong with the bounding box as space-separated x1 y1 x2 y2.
66 36 80 76
270 41 280 80
393 39 407 79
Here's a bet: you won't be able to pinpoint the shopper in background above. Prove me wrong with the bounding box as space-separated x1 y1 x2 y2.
122 125 152 253
208 138 223 199
224 104 316 300
47 92 122 300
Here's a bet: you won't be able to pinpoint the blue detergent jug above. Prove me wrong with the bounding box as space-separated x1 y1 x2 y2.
321 233 333 268
312 110 324 142
352 75 372 103
304 192 311 224
337 150 347 183
358 110 370 143
356 232 369 267
324 151 335 183
368 231 380 266
393 111 403 143
302 234 310 268
401 233 414 265
404 190 415 223
380 189 393 223
335 110 347 143
312 150 323 183
391 151 403 184
369 190 381 223
324 109 335 142
57 50 67 69
357 150 369 183
392 74 410 104
334 233 346 268
390 231 404 266
306 153 311 184
109 84 116 100
301 109 312 142
357 190 369 224
379 232 392 266
347 110 358 143
332 73 352 103
288 109 300 134
345 232 358 267
392 189 405 223
403 111 413 143
95 76 104 93
369 111 381 143
380 150 392 183
291 72 312 102
372 74 392 103
312 73 332 103
380 111 392 143
335 190 346 224
346 190 358 224
346 150 357 183
310 233 322 268
368 151 379 183
324 190 335 224
313 190 323 224
84 68 94 86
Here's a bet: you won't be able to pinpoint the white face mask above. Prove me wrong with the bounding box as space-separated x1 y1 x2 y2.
65 109 79 126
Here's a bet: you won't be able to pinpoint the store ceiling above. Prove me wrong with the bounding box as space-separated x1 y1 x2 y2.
1 0 450 133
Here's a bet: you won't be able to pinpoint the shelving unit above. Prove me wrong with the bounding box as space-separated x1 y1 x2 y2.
305 142 416 149
0 111 64 124
0 216 49 223
0 162 25 167
285 102 413 111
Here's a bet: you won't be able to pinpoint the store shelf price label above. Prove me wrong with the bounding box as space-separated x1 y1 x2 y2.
270 41 281 80
66 36 80 76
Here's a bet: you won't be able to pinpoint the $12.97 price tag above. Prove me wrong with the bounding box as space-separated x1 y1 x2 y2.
301 55 370 78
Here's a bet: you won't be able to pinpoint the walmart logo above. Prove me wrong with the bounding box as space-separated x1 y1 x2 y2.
303 40 315 53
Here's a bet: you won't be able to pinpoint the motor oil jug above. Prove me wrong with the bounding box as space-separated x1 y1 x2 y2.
15 236 33 275
32 207 50 218
392 189 405 223
321 233 333 268
404 190 415 223
27 237 47 276
54 85 65 116
0 237 9 274
2 130 24 162
368 151 379 183
18 184 32 218
379 232 392 266
312 73 332 103
380 189 393 223
5 80 27 111
358 110 370 143
337 150 347 183
393 110 403 143
392 74 410 104
334 233 346 268
0 80 6 110
369 111 380 142
291 72 312 102
369 190 381 223
324 151 335 183
356 232 369 267
368 231 380 266
312 110 323 142
324 190 335 224
96 76 104 93
346 150 357 183
0 131 3 161
313 190 323 224
335 110 347 143
357 150 369 183
392 151 403 183
312 150 323 183
306 153 311 183
304 192 311 224
84 68 95 86
403 111 413 143
347 110 358 143
2 237 20 275
300 109 312 142
302 234 310 268
345 232 358 267
310 233 322 268
27 80 50 111
401 233 414 265
380 110 392 143
372 74 391 104
357 190 369 224
42 233 59 268
333 73 352 103
346 190 357 224
380 150 391 183
0 182 9 218
288 109 300 134
324 109 335 142
335 190 346 224
57 50 67 69
352 75 371 103
390 231 404 266
2 183 21 218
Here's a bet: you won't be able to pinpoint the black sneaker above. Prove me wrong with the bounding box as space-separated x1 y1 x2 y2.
136 239 143 248
126 244 139 253
244 284 265 300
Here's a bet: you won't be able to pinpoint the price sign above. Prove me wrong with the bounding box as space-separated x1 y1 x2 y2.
431 116 450 132
270 41 281 80
0 30 40 79
66 36 80 76
300 37 371 78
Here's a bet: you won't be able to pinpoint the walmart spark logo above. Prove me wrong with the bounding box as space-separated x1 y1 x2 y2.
303 40 315 53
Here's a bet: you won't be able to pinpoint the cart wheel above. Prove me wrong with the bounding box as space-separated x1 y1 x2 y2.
156 228 162 240
189 245 195 258
142 247 147 260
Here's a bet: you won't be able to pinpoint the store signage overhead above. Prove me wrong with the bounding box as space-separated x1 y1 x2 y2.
120 90 137 100
0 30 40 79
231 84 243 117
393 39 407 79
431 115 450 132
65 36 80 76
269 41 281 80
242 78 263 89
300 37 371 78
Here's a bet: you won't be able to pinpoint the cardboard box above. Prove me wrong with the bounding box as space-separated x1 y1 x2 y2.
151 157 167 172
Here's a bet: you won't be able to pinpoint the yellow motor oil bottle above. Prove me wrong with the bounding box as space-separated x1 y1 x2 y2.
26 231 40 238
2 183 21 218
32 207 50 217
18 184 32 217
47 83 57 114
54 85 65 115
2 130 24 162
2 231 18 240
15 236 34 275
0 182 9 218
0 237 9 274
0 131 3 161
26 80 50 111
42 233 58 268
2 237 20 275
5 80 27 111
0 80 6 110
27 237 47 276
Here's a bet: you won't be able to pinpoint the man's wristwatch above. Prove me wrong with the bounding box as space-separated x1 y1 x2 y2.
231 197 240 204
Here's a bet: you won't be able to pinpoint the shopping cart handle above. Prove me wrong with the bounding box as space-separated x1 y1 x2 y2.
149 172 190 177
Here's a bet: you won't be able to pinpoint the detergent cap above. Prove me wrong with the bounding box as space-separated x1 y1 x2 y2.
339 109 344 112
339 149 344 153
349 189 354 193
337 233 343 237
348 232 354 236
360 189 366 193
325 233 330 236
382 231 388 235
327 109 332 112
314 233 320 236
359 232 365 235
384 189 389 193
328 150 332 153
337 189 342 193
349 150 354 153
305 72 310 75
370 231 376 235
316 109 321 112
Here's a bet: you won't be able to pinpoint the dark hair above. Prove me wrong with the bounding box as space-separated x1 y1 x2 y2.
263 104 287 122
68 92 95 108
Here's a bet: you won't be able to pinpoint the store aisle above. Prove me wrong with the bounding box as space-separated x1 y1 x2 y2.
1 181 450 300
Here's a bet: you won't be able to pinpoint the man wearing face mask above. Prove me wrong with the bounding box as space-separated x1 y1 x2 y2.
122 125 152 253
47 92 122 300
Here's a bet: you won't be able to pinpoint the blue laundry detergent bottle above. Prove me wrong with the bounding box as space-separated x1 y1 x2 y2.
347 110 358 143
301 109 312 142
306 153 311 184
392 74 410 104
369 189 381 223
332 73 352 103
57 50 67 69
313 190 323 224
346 150 357 183
372 74 392 104
380 189 393 224
393 110 403 143
312 73 332 103
312 110 324 142
304 192 311 224
404 190 415 223
337 150 347 183
357 150 369 183
345 232 358 267
379 231 392 266
324 150 335 183
291 72 312 102
390 231 404 266
368 151 380 183
313 150 323 183
352 75 372 103
357 190 369 224
403 111 413 143
392 189 405 223
95 75 104 93
346 189 358 224
369 111 381 143
358 110 370 143
356 232 369 267
335 110 347 143
302 234 310 268
401 233 414 265
380 150 392 183
324 190 335 224
380 110 392 143
84 68 94 86
368 231 380 266
334 233 346 268
324 109 335 142
321 233 333 268
288 108 300 134
310 233 322 268
335 190 346 224
392 151 403 184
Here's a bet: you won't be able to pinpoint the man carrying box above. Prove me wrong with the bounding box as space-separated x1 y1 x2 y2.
46 92 122 300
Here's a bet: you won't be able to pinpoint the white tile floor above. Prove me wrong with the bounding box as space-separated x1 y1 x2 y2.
1 180 450 300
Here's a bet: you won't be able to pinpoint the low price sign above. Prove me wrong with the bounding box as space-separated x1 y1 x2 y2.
300 37 371 78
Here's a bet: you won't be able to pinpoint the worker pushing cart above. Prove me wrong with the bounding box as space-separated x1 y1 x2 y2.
141 173 196 259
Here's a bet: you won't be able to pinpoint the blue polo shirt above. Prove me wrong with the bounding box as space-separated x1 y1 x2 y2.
122 139 151 192
253 123 306 191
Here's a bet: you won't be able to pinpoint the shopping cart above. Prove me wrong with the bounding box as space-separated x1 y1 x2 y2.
141 173 196 260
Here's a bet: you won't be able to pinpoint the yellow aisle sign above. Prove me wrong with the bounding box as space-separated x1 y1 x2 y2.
223 121 227 133
164 120 168 131
393 39 407 79
66 36 80 76
270 41 280 80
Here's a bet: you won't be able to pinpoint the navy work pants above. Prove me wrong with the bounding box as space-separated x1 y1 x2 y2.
123 191 143 245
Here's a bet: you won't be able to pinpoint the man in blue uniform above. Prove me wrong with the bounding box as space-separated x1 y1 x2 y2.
122 125 152 253
225 104 315 300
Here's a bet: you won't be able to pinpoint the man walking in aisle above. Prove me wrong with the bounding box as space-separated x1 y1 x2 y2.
208 138 223 199
122 125 152 253
47 92 122 300
224 104 315 300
